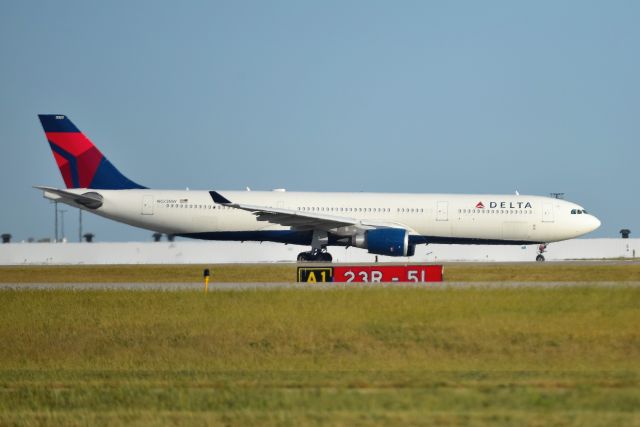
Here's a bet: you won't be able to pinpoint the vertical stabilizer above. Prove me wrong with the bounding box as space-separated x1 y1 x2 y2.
38 114 145 189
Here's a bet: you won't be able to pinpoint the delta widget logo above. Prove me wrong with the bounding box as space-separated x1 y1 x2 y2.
474 200 533 209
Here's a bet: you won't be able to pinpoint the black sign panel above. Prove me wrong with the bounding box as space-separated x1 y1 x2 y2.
297 267 334 283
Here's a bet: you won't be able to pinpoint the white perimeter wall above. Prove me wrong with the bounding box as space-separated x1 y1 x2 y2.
0 239 638 265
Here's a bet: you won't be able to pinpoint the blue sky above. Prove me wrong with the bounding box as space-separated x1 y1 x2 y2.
1 1 638 242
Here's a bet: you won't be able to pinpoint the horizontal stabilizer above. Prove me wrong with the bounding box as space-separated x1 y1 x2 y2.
34 186 103 209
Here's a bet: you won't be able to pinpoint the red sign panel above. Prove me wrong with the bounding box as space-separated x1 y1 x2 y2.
333 265 443 283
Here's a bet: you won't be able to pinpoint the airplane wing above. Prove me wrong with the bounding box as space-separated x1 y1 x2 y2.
34 186 104 209
209 191 414 234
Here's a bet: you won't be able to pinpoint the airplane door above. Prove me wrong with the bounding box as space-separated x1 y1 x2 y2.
542 202 554 223
142 195 154 215
436 201 448 221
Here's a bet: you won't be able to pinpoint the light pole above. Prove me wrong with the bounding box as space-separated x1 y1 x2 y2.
79 209 83 242
60 209 67 242
54 201 59 242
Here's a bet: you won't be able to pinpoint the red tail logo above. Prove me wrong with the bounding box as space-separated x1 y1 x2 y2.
38 115 145 189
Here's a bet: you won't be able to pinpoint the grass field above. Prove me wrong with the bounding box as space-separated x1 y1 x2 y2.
1 285 640 425
2 262 640 283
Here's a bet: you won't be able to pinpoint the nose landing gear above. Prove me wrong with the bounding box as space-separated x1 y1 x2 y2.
536 243 548 262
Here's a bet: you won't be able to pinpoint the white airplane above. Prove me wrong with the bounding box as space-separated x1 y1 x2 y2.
36 114 601 262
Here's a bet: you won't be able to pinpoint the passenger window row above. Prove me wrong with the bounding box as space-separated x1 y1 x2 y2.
161 203 429 214
297 207 424 214
164 204 230 209
458 209 533 215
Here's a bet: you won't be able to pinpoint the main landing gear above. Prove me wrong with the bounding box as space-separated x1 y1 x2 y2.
536 243 548 262
298 231 333 262
297 248 333 262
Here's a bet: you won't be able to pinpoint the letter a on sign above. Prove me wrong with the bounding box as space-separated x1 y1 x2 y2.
297 267 334 282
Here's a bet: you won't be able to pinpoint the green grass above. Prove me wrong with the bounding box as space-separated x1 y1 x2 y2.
1 262 640 283
1 287 639 425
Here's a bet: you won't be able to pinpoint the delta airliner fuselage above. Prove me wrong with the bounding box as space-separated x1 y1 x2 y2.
36 114 601 262
39 187 600 259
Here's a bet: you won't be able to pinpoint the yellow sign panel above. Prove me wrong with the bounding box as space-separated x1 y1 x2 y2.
297 267 333 283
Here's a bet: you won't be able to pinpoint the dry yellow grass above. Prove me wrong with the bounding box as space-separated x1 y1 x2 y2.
1 262 639 283
0 264 295 283
444 262 640 282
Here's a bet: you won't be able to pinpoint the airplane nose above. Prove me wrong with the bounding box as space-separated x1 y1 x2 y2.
589 215 601 232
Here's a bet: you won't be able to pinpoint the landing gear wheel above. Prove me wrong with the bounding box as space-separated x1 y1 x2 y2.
536 243 548 262
296 250 333 262
319 252 333 262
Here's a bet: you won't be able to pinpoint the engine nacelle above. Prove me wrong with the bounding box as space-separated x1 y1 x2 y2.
353 228 415 257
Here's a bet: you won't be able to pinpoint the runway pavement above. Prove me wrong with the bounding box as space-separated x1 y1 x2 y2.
2 281 639 291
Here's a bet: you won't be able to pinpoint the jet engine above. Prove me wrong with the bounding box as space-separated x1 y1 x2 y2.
353 228 415 257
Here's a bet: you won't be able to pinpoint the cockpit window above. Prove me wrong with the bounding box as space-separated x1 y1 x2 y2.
571 209 576 214
571 209 588 215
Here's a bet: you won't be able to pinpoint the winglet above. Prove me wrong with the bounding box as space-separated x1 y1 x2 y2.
209 191 232 204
